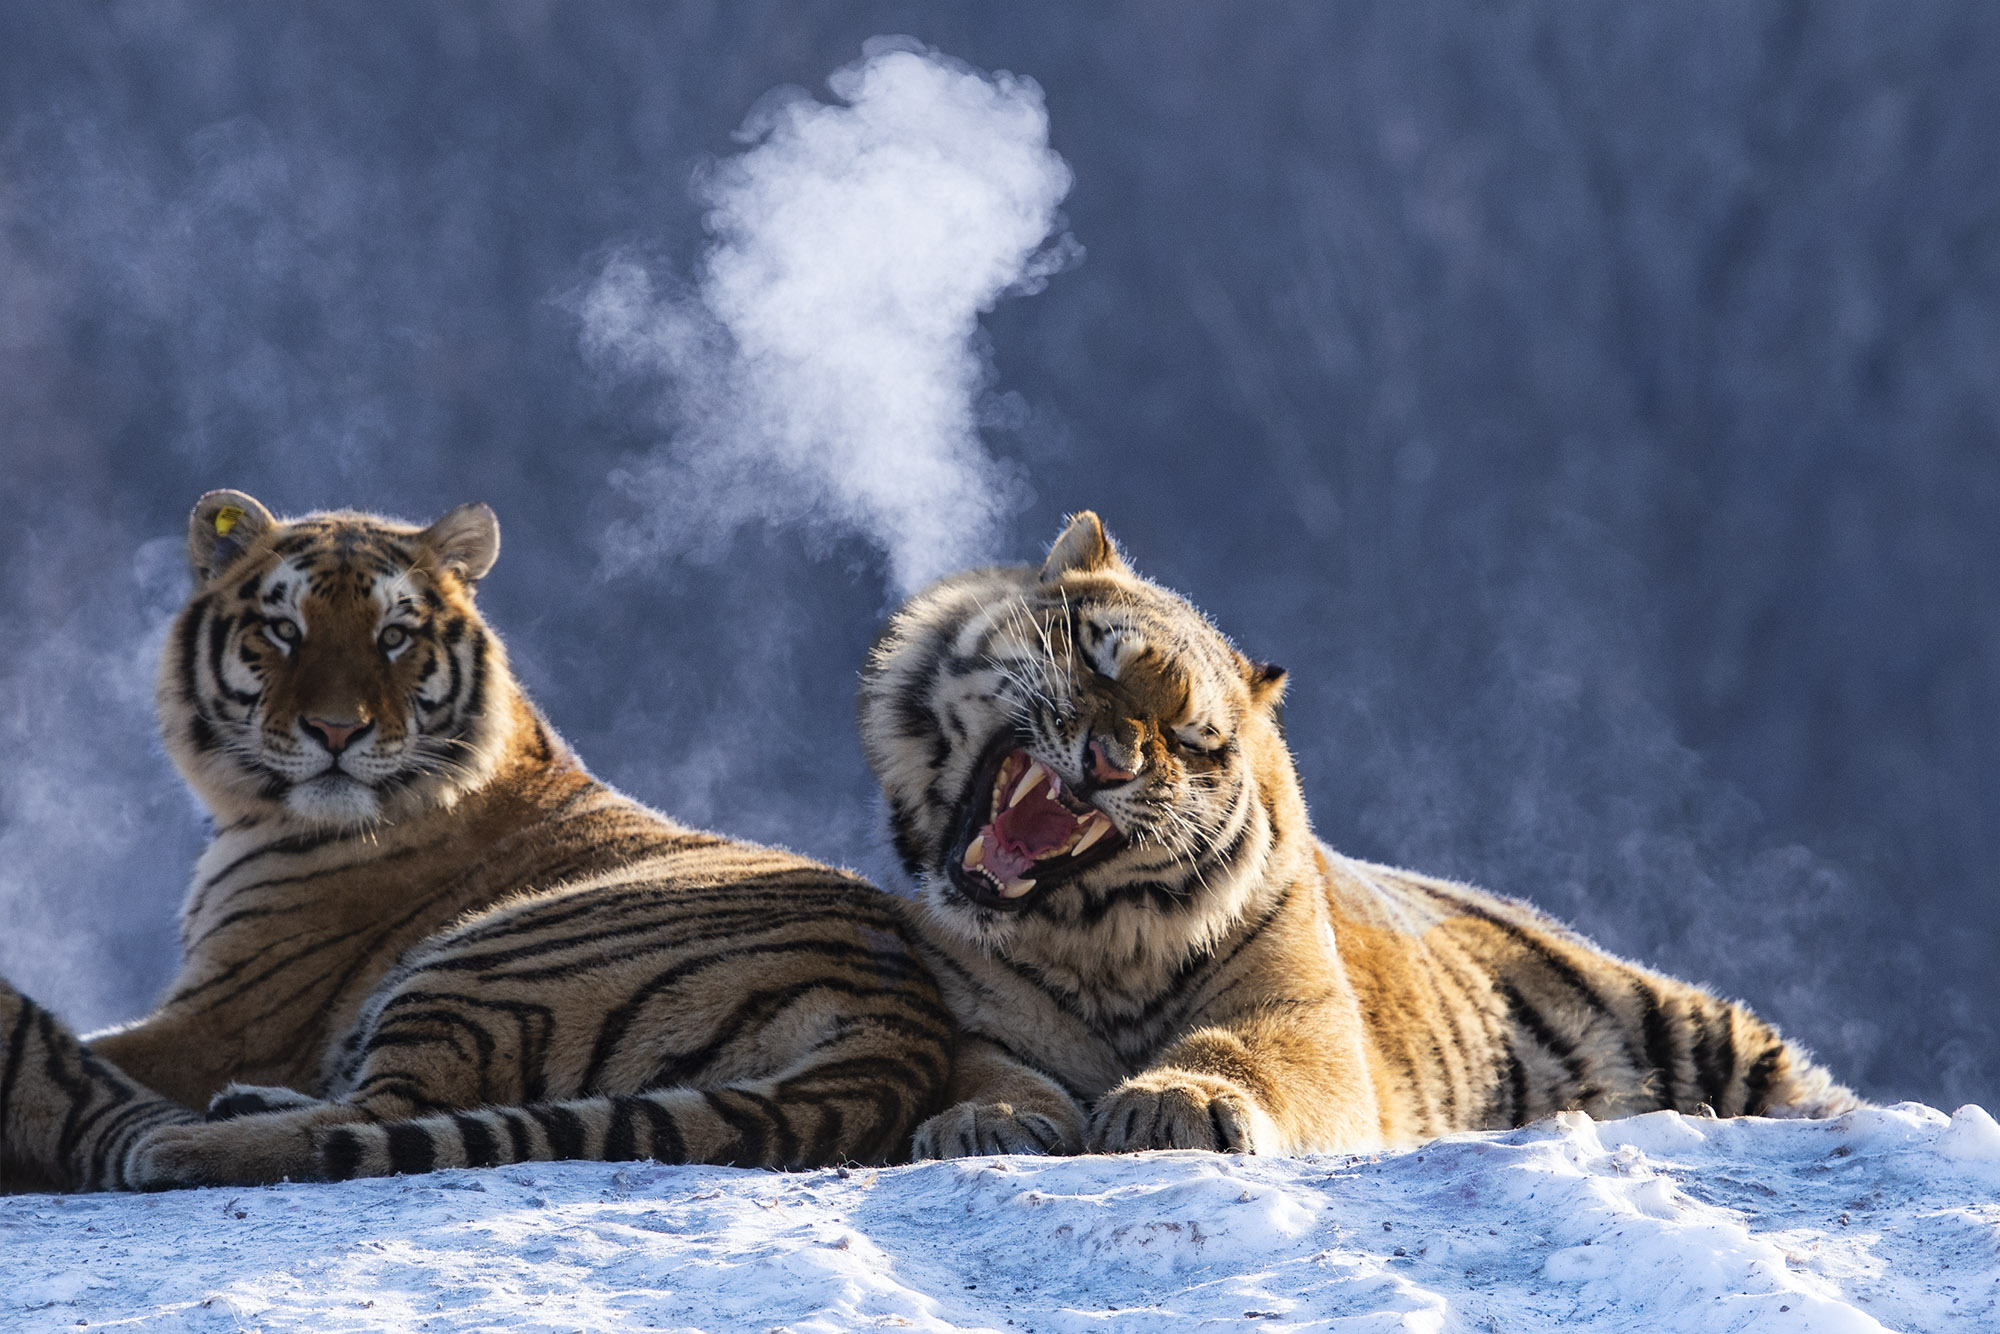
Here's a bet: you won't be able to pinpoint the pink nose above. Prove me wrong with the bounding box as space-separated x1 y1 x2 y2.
304 717 368 754
1088 739 1137 785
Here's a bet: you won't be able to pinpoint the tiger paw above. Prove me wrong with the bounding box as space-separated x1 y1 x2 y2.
911 1100 1082 1159
126 1118 314 1189
126 1124 241 1189
1087 1071 1273 1153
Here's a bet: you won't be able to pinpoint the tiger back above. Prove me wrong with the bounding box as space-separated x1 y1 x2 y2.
1 490 950 1191
857 511 1859 1158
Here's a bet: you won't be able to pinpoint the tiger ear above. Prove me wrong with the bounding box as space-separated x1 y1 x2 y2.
1039 510 1128 582
187 490 276 583
1245 660 1287 709
419 502 500 582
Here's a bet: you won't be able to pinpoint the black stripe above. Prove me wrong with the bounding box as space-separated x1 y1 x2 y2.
1712 1008 1739 1111
1070 876 1199 926
1689 1003 1725 1110
1502 1039 1528 1125
166 921 375 1009
459 626 490 734
729 1086 800 1166
1633 981 1677 1109
197 829 349 894
604 1100 641 1161
1432 940 1504 1128
638 978 950 1094
205 613 237 707
802 1100 849 1166
1451 896 1646 1078
1498 981 1593 1106
531 1105 587 1159
1742 1042 1786 1114
180 903 313 954
386 1122 437 1174
322 1128 363 1180
1141 882 1296 1031
703 1089 761 1165
634 1096 687 1164
502 1110 535 1161
455 1113 500 1169
581 939 934 1090
174 593 213 707
0 992 36 1152
42 1010 98 1168
418 892 820 979
198 834 456 921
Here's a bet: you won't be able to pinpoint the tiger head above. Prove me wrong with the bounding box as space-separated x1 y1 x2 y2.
159 489 523 830
860 512 1308 972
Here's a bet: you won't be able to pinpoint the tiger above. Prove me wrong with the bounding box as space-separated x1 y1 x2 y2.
0 489 951 1192
857 511 1860 1159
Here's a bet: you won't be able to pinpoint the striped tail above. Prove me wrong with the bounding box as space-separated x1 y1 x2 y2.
0 983 197 1192
319 1071 934 1180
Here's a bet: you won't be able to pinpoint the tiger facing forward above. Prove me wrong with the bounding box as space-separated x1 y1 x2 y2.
859 512 1858 1159
0 491 949 1191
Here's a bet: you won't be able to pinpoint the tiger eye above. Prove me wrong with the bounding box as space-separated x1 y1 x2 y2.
379 625 408 652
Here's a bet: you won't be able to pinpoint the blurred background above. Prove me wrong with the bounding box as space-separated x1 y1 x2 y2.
1 2 1994 1108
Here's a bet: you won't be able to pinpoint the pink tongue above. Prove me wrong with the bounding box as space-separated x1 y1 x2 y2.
980 791 1079 882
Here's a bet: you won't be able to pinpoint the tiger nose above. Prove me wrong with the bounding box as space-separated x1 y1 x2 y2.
1088 738 1138 785
303 716 370 754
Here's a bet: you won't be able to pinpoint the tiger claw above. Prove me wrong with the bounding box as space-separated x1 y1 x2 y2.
1087 1071 1266 1154
910 1101 1083 1160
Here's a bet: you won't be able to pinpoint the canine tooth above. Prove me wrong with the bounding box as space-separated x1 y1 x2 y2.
962 834 985 870
1009 761 1049 808
1070 816 1110 856
999 876 1037 898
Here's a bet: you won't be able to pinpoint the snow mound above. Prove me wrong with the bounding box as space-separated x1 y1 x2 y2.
7 1103 1997 1331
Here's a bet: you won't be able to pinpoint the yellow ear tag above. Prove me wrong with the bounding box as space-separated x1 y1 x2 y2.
214 506 245 537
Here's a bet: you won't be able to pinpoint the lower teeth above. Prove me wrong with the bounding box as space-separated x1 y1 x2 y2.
999 877 1036 898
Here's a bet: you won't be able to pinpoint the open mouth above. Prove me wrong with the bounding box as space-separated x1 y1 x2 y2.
946 738 1127 910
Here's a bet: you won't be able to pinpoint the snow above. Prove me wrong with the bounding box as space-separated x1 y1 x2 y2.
8 1104 1997 1332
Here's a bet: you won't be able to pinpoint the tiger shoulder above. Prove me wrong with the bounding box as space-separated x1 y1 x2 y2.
857 510 1859 1158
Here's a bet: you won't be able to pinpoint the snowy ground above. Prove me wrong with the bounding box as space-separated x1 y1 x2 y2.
8 1103 1999 1332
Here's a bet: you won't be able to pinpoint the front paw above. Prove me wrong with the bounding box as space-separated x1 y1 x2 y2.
911 1100 1082 1159
1088 1071 1268 1153
126 1124 236 1189
127 1116 317 1189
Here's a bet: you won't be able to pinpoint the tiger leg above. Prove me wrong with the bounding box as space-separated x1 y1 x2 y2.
1089 1003 1383 1155
910 1037 1086 1159
121 1020 458 1187
120 1006 451 1188
122 1094 391 1188
0 979 197 1192
128 974 601 1186
316 1012 953 1178
318 1078 910 1180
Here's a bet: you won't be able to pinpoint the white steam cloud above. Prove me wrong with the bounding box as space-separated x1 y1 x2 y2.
580 38 1078 594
